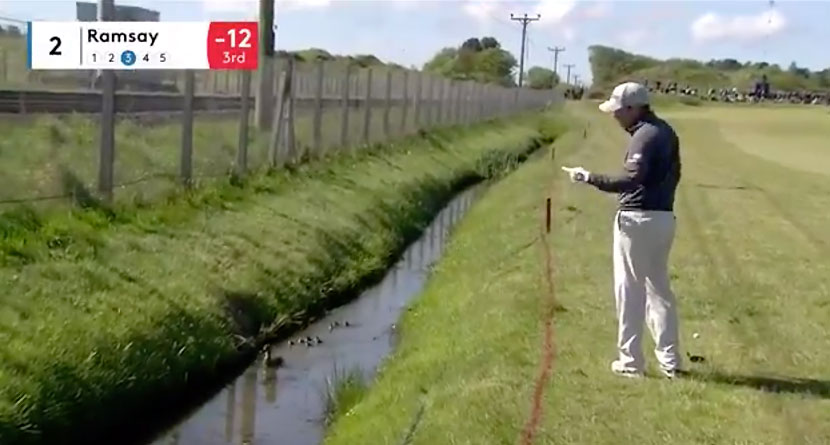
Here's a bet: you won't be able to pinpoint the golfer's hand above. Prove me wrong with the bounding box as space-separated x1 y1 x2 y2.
561 166 590 183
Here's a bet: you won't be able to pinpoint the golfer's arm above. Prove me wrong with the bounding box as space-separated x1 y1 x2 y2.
587 129 654 192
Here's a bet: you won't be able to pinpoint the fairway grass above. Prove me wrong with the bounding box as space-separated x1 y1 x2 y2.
324 102 830 445
0 113 561 444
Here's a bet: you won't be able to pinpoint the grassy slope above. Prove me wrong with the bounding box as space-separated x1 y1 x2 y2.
0 113 562 444
324 102 830 444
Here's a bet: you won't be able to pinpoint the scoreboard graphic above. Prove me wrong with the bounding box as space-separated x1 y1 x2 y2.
28 21 259 70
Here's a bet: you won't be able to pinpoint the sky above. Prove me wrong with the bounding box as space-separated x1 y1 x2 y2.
2 0 828 85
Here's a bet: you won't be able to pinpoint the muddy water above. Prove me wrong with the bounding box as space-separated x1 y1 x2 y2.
150 186 484 445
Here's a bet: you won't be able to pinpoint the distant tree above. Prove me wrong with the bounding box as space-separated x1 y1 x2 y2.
354 54 383 67
461 38 482 52
527 66 559 89
788 61 810 78
817 68 830 88
588 45 659 86
423 37 517 87
481 36 500 49
297 48 334 62
423 47 457 75
473 46 517 86
706 58 742 71
6 25 21 37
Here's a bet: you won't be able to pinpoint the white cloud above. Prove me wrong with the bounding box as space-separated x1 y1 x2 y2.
533 0 577 25
580 1 611 20
691 9 787 43
463 0 503 24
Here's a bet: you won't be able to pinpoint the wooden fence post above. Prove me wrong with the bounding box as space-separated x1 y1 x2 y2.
424 75 433 127
270 59 293 167
98 71 116 201
383 69 392 139
312 61 325 156
400 70 409 134
180 70 195 186
287 61 297 162
413 72 422 129
435 77 445 127
236 70 252 176
462 82 470 124
453 82 464 125
477 84 486 121
340 65 351 149
0 51 6 83
362 68 373 145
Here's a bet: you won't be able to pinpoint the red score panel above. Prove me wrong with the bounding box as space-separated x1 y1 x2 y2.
207 21 258 70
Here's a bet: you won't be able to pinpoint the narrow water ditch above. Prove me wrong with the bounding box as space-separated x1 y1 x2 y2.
148 184 486 445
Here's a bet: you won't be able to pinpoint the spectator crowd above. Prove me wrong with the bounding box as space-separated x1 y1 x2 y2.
644 76 830 106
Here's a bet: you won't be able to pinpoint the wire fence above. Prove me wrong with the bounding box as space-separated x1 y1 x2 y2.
0 31 559 208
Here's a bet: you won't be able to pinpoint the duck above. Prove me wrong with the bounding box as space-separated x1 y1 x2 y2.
262 344 283 368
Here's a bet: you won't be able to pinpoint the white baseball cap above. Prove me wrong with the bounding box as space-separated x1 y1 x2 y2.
598 82 649 113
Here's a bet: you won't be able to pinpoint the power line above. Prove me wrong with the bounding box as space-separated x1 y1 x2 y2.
546 46 565 76
510 13 540 88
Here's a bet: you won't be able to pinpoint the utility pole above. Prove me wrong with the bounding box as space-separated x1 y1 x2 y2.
256 0 276 129
510 13 540 88
97 0 115 202
573 74 580 86
564 63 575 85
546 46 565 76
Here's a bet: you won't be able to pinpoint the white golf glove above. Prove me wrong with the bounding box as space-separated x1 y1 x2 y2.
561 166 591 183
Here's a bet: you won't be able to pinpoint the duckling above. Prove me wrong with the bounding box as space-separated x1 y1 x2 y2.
288 340 295 347
262 345 283 368
315 336 323 344
298 337 307 344
686 352 706 363
343 321 350 327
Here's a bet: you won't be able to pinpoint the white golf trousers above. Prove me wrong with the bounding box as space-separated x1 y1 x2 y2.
612 209 681 372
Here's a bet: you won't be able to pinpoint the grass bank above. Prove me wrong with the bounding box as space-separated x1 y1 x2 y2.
0 111 565 445
324 102 830 444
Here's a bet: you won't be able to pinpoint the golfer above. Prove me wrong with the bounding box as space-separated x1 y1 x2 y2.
562 82 683 379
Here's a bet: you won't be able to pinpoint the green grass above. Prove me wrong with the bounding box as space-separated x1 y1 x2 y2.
323 366 370 425
0 111 563 444
323 101 830 444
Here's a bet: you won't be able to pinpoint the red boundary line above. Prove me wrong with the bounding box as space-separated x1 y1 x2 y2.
517 175 558 445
